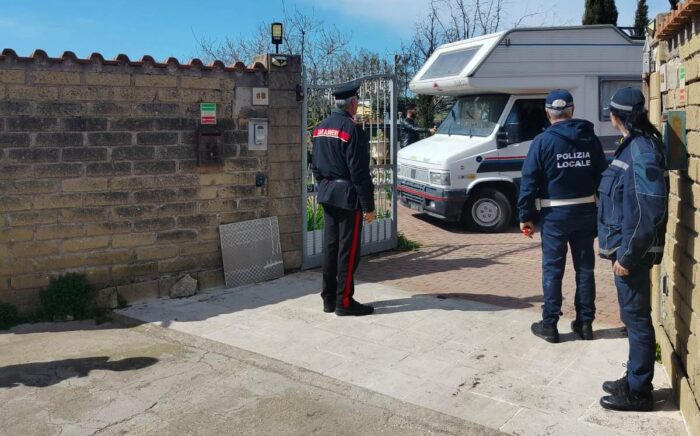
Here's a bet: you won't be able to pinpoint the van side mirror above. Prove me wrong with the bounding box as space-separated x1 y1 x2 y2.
497 123 521 148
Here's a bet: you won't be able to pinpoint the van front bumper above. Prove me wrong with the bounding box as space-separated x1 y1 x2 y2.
398 178 467 222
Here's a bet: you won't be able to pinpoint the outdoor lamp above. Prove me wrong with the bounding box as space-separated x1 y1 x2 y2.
271 22 283 54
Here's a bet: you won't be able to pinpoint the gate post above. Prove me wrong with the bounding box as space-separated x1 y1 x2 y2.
390 77 398 244
263 54 303 270
300 65 310 270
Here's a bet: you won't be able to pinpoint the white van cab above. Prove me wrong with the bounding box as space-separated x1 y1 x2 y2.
397 25 643 232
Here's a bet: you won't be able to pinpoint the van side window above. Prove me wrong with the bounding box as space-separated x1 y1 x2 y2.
599 78 641 121
504 99 549 143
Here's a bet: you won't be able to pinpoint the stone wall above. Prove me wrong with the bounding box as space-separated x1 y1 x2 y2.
649 4 700 434
0 50 302 313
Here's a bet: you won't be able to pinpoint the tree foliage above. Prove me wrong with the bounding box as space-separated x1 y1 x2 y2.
634 0 649 38
196 0 541 129
583 0 619 26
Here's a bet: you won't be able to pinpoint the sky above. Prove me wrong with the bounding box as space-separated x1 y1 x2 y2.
0 0 671 63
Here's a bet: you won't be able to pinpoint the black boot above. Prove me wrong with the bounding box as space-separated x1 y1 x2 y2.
602 373 628 394
322 297 336 313
530 321 559 343
335 299 374 316
571 320 594 340
600 384 653 412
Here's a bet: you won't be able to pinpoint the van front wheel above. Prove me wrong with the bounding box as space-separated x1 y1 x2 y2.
463 188 512 233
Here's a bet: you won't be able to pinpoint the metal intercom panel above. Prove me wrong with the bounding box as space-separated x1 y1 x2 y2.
248 118 268 151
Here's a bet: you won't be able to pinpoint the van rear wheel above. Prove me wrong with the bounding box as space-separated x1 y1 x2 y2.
463 188 512 233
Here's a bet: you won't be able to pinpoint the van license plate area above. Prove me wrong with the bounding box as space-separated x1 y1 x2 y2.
408 201 423 212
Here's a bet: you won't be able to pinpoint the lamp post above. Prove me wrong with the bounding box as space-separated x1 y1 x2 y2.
271 22 283 54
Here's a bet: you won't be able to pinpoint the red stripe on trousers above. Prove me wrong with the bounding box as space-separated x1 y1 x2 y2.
342 210 362 309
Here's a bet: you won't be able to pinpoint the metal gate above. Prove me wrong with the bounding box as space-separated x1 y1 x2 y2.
301 75 398 269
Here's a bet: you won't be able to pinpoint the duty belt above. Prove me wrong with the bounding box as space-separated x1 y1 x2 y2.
318 177 351 183
536 195 596 209
599 245 663 256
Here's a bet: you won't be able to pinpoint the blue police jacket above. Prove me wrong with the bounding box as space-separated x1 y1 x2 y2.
598 134 668 269
311 109 375 212
518 119 608 223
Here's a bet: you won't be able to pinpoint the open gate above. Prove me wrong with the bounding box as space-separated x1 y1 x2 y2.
301 75 398 269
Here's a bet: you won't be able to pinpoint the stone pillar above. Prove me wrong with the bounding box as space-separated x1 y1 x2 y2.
261 54 303 270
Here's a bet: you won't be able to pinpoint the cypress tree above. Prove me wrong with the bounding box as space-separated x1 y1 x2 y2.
583 0 602 25
634 0 649 37
603 0 619 25
583 0 618 26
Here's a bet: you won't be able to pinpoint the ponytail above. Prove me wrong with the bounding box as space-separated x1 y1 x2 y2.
611 108 664 154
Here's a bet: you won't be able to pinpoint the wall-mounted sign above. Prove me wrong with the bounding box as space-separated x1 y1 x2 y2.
679 66 687 88
663 110 688 171
679 65 687 105
200 103 217 125
253 88 269 106
660 63 668 93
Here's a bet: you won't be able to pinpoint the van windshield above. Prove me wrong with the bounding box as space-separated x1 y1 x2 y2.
437 94 509 137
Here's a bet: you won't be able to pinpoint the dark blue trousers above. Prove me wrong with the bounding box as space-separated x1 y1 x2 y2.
614 267 655 394
540 218 596 326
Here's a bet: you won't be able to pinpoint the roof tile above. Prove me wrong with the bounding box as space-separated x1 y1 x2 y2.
0 49 266 73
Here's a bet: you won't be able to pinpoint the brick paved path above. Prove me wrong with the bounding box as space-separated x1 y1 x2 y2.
357 207 622 327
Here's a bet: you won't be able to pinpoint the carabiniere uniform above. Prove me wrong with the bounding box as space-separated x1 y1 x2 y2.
311 82 375 316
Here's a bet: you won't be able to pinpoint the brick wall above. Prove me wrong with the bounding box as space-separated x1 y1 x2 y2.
649 6 700 434
0 50 302 312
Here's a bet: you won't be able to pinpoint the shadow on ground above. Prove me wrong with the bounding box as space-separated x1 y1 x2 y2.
410 212 528 235
361 243 537 282
0 356 159 388
372 293 539 313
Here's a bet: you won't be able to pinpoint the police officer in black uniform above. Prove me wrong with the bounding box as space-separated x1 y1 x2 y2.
312 82 375 316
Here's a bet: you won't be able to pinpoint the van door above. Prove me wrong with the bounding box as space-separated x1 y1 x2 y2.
497 97 549 180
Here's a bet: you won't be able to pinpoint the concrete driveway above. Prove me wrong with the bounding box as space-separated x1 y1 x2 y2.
0 320 496 435
115 272 687 435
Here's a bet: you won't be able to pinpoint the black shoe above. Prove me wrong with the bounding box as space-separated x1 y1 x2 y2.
571 320 594 340
602 373 628 394
335 300 374 316
600 385 653 412
323 298 336 313
530 321 559 343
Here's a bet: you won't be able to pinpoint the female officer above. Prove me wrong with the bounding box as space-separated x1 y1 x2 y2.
597 87 668 412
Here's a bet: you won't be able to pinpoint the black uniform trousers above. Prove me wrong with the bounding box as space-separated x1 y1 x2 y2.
321 204 363 309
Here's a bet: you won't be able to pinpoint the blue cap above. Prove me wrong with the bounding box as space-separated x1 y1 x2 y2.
609 87 645 113
545 89 574 110
332 81 360 100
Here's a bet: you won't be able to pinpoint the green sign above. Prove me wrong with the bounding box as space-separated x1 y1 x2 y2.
679 66 686 88
200 103 217 125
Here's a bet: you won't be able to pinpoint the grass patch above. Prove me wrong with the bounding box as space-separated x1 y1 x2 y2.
0 303 19 330
397 232 421 251
307 202 324 231
40 272 95 321
655 342 662 363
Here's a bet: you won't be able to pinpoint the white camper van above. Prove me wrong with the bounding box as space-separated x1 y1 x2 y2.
397 25 643 232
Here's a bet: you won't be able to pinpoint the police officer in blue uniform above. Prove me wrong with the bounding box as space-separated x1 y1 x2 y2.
598 87 668 412
312 82 376 316
518 90 608 343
